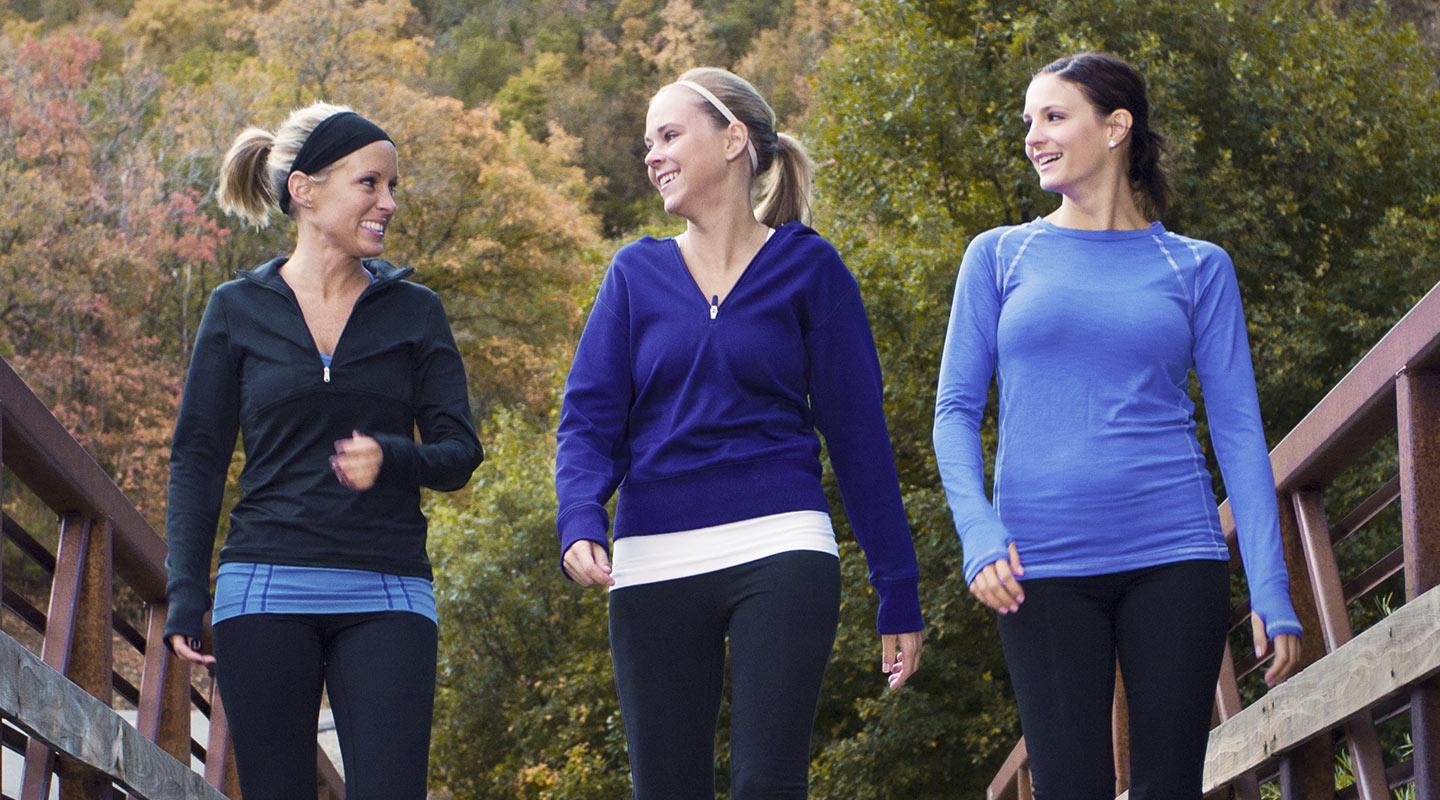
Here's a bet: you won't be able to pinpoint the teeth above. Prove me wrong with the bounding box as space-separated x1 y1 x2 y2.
659 172 677 187
1039 154 1060 165
361 221 385 233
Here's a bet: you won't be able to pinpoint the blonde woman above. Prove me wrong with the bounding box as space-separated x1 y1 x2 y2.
164 103 482 799
555 68 924 798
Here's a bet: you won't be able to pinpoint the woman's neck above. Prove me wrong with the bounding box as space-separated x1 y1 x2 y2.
283 234 368 300
1047 175 1151 231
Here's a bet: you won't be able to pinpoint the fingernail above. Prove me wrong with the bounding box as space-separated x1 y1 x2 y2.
1255 645 1263 658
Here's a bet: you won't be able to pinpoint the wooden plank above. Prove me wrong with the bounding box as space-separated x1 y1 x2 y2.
0 631 226 800
1200 585 1440 793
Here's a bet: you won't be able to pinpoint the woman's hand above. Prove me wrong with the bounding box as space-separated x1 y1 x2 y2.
882 630 924 690
563 540 615 587
168 634 216 666
1252 613 1301 687
332 431 382 491
968 542 1025 613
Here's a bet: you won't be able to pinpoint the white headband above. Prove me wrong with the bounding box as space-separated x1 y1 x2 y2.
673 80 759 174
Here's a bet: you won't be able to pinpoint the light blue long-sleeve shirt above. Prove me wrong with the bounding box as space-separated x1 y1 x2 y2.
933 218 1301 638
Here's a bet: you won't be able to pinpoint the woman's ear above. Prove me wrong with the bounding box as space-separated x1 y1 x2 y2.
1106 109 1134 150
724 121 752 164
287 171 313 210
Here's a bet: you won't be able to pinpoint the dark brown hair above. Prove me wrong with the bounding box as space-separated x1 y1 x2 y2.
1037 52 1173 218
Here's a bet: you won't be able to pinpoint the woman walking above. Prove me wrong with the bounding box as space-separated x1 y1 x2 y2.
933 52 1302 799
164 102 483 799
555 68 924 799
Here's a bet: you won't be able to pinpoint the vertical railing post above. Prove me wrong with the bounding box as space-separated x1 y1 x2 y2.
1398 369 1440 799
20 513 114 800
205 680 241 798
1292 490 1389 799
135 603 193 799
1214 639 1262 800
1112 667 1129 795
1273 493 1333 798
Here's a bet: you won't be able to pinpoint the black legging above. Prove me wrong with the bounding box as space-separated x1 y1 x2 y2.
995 559 1230 800
212 611 438 800
608 550 842 799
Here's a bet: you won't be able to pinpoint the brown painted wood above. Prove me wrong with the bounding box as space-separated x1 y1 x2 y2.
1398 370 1440 799
0 358 168 603
204 682 241 798
1112 666 1129 795
986 739 1027 800
1267 281 1440 492
1291 491 1388 800
135 606 191 764
1213 640 1261 800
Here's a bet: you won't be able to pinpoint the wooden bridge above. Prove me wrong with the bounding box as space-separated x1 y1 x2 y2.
988 280 1440 799
0 281 1436 799
0 353 345 799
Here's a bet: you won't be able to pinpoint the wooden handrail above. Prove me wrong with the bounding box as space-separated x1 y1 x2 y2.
0 355 346 799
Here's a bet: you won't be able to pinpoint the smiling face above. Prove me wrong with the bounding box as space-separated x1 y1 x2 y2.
643 85 733 218
301 139 399 259
1022 73 1124 200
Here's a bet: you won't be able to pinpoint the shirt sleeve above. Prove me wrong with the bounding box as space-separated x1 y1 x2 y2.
806 258 923 635
554 266 633 577
933 233 1014 586
370 294 484 492
1192 248 1303 640
163 289 242 642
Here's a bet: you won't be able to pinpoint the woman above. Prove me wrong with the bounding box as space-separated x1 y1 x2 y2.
555 68 924 799
163 102 483 799
933 52 1302 799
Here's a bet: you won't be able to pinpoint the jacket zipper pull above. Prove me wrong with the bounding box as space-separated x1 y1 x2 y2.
323 365 331 383
710 294 719 320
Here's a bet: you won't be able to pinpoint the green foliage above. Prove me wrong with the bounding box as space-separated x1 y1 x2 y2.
428 409 629 800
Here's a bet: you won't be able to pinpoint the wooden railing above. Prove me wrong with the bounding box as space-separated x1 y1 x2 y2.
987 280 1440 800
0 356 346 799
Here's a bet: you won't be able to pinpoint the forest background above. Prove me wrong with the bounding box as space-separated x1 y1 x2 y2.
2 0 1440 796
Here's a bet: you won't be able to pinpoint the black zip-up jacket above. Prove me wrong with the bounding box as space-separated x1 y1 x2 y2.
163 258 484 641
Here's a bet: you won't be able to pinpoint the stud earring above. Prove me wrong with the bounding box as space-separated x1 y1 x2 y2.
1108 140 1117 149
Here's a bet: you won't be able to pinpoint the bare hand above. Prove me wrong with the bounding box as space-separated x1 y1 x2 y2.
1252 613 1300 687
881 630 924 690
968 543 1025 613
332 431 382 491
562 540 614 587
168 634 215 666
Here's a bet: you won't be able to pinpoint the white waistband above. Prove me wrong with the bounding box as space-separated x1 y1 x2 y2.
610 510 838 590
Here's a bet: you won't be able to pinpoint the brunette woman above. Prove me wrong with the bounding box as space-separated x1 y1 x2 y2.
933 52 1302 799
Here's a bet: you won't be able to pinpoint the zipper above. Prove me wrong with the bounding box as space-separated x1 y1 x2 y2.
323 365 331 383
710 294 719 320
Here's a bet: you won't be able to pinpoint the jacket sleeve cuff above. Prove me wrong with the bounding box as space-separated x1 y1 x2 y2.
960 522 1014 586
872 575 924 634
371 432 420 486
163 590 209 646
557 505 611 582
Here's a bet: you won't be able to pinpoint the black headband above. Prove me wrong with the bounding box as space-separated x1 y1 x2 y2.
278 111 392 214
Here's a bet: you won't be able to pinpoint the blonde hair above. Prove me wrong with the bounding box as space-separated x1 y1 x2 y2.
673 67 813 227
217 101 352 227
